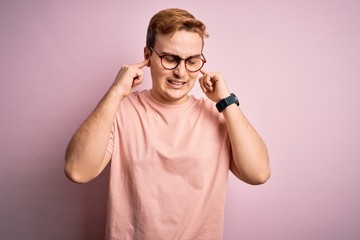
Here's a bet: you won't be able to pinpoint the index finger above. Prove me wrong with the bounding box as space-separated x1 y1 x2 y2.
200 68 209 75
132 59 149 69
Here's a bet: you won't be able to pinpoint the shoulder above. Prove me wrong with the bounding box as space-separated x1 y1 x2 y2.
192 95 218 113
119 90 148 107
189 95 225 123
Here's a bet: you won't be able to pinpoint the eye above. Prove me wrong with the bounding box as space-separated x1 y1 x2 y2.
187 57 199 65
163 55 178 62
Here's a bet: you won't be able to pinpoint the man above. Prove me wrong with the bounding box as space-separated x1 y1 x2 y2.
65 8 270 240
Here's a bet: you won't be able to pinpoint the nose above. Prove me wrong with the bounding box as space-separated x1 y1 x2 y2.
173 60 187 78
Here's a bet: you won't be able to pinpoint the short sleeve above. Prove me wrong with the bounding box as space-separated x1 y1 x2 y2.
106 123 115 155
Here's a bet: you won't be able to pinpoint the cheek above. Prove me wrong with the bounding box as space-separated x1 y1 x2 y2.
150 56 164 75
189 72 200 82
186 74 198 88
150 65 167 81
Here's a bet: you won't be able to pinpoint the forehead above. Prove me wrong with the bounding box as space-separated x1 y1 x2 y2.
154 30 203 56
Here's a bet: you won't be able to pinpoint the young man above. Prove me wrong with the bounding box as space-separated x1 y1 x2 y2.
65 8 270 240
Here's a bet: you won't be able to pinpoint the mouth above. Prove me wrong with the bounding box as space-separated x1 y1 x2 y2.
167 80 187 86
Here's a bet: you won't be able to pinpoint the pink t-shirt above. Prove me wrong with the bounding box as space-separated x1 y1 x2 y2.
106 90 231 240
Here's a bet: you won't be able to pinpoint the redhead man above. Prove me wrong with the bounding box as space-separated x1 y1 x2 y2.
65 8 270 240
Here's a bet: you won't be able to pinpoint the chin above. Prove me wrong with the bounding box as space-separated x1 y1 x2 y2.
163 90 190 104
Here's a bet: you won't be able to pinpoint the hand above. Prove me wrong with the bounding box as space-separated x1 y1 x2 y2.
112 59 149 97
198 69 231 102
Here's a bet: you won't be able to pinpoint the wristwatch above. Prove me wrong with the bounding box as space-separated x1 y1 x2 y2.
216 93 239 112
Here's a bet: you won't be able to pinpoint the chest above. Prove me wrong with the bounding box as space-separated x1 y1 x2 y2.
117 106 229 168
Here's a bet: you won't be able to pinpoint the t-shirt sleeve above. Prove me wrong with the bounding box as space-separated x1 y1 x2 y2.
106 123 115 155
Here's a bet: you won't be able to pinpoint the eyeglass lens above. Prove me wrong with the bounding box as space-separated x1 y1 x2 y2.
161 55 204 72
151 48 205 72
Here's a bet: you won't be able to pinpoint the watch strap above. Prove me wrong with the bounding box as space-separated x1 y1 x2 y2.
216 93 239 112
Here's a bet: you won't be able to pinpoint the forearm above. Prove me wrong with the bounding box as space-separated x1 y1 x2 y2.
223 104 270 185
65 87 124 183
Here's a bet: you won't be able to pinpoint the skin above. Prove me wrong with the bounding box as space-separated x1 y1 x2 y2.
146 30 203 105
65 30 270 185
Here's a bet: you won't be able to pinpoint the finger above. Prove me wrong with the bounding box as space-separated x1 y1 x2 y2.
199 76 212 93
198 77 206 92
200 69 218 81
133 68 144 81
132 77 143 88
199 83 207 93
205 80 214 92
204 75 215 91
132 59 150 69
200 68 209 75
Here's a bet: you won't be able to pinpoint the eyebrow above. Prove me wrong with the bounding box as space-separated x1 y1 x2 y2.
160 51 202 59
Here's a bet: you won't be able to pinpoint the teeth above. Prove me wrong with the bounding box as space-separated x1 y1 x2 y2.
169 80 184 85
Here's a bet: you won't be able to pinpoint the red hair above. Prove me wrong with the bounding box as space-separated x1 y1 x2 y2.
146 8 208 49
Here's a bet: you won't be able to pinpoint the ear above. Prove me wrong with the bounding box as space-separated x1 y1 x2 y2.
144 47 151 67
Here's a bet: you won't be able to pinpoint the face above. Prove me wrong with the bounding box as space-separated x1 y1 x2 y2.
145 30 203 105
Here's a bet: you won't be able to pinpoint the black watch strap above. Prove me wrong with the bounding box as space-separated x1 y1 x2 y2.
216 93 239 112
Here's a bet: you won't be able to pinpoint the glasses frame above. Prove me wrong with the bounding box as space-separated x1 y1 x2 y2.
150 47 206 73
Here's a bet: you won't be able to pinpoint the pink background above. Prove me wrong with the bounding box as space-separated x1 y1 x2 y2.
1 0 359 239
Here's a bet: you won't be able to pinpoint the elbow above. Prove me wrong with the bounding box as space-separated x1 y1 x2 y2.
64 167 91 184
247 168 271 185
248 153 271 185
64 161 94 184
64 149 99 184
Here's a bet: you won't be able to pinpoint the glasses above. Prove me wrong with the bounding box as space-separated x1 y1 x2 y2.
151 47 206 72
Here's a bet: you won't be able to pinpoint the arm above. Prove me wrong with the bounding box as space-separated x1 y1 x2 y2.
199 70 270 185
64 59 149 183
